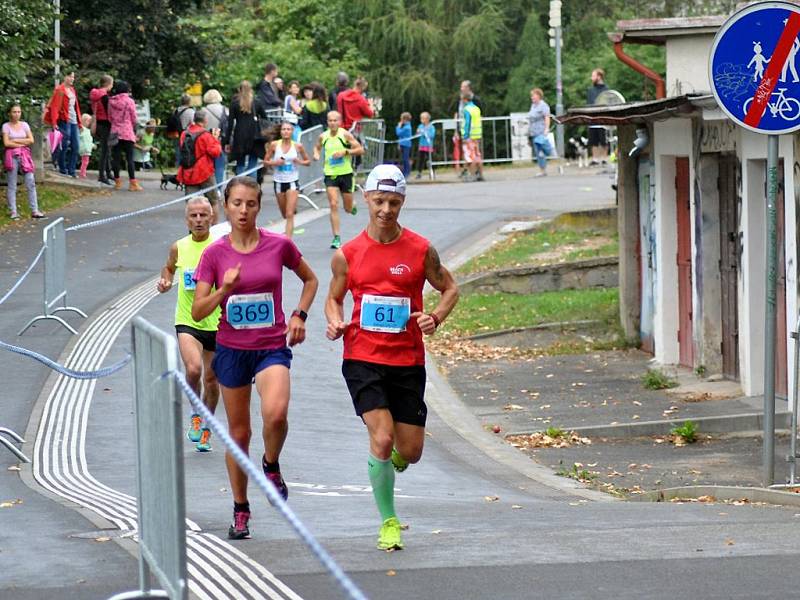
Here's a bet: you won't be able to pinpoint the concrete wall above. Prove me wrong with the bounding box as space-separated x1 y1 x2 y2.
738 132 796 397
653 117 693 365
666 34 715 95
458 257 619 295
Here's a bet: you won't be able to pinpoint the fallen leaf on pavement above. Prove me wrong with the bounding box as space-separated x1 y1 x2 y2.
725 539 735 546
386 570 397 576
431 530 442 534
94 536 111 543
400 523 409 530
632 400 642 406
503 404 525 411
511 505 522 509
484 496 500 502
697 495 716 503
7 466 21 472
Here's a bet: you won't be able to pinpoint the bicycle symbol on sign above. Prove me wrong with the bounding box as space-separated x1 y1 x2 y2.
742 88 800 120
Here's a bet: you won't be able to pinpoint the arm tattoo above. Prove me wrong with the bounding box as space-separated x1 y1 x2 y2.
428 246 445 285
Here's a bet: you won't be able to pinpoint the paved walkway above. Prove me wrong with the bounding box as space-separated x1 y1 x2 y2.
3 172 800 599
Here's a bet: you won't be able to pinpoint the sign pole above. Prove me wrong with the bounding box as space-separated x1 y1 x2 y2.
764 133 779 486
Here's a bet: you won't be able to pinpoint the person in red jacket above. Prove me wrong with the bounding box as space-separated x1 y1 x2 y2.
46 71 83 178
336 77 375 130
178 110 223 222
89 74 114 185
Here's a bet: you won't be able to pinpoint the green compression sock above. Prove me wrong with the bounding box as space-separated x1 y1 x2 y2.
368 454 396 522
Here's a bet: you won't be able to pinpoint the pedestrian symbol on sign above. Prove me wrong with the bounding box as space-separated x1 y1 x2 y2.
710 1 800 134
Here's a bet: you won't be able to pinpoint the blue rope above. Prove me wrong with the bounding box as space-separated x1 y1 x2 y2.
65 163 263 232
0 340 131 379
0 246 45 306
164 369 369 600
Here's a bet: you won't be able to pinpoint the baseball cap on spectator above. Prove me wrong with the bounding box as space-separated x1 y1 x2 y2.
364 164 406 196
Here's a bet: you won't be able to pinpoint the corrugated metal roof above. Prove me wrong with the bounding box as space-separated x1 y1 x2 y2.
559 94 708 125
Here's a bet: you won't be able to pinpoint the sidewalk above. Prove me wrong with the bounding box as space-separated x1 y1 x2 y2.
437 344 798 498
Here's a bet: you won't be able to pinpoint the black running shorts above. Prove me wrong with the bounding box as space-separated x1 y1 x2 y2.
273 180 299 194
175 325 217 353
324 173 355 194
342 359 427 427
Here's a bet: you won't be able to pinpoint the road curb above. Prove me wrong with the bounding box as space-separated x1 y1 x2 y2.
425 354 614 502
507 411 792 439
629 484 800 507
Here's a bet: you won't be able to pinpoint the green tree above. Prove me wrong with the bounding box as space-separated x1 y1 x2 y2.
0 0 54 108
59 0 209 117
191 0 368 102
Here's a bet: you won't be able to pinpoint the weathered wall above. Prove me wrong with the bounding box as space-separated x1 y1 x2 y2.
458 257 618 295
617 124 640 341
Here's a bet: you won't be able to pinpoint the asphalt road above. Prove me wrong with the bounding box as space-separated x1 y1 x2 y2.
3 171 800 599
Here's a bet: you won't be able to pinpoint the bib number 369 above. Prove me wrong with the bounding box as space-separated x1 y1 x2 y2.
360 295 410 333
226 293 275 329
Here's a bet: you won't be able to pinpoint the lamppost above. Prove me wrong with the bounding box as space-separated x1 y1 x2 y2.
549 0 564 157
54 0 61 85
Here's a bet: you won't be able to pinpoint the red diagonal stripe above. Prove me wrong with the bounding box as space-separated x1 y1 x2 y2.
744 11 800 128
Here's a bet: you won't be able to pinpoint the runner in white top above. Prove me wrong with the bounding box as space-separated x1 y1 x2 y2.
264 121 310 238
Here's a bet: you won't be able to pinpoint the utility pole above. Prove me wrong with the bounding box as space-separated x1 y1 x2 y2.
54 0 61 85
549 0 564 157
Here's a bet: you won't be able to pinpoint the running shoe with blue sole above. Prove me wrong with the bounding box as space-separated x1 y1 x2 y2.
187 414 202 443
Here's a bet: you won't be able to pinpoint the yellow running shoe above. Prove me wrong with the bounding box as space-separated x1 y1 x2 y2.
377 517 404 551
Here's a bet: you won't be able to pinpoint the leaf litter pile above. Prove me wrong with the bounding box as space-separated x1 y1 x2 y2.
507 431 592 449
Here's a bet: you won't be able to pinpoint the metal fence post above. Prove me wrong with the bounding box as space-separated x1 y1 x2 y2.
109 317 188 600
297 125 325 209
18 217 87 336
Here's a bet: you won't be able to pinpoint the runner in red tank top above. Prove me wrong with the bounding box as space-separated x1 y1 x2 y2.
325 164 459 551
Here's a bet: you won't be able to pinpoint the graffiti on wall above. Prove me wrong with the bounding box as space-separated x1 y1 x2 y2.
700 120 737 154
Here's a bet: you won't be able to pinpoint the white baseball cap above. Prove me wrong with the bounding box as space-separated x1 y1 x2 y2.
364 164 407 196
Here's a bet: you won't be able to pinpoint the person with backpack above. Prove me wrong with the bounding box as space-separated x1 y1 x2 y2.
167 94 195 168
178 109 222 222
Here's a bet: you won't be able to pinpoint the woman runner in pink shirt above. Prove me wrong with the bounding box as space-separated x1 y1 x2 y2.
192 176 318 540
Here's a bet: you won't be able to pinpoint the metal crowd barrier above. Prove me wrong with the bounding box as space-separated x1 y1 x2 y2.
351 119 385 174
109 317 188 600
428 116 513 169
18 218 87 336
0 426 30 463
122 317 367 600
297 124 324 209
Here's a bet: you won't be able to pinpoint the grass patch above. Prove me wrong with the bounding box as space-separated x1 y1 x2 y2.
458 212 617 276
642 368 679 390
430 287 619 338
0 183 99 229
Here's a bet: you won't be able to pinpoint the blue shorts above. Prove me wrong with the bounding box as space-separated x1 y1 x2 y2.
211 344 292 388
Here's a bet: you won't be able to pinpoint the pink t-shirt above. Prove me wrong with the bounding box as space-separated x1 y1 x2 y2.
194 228 302 350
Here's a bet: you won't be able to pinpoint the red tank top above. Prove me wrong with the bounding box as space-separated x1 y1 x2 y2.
342 228 430 366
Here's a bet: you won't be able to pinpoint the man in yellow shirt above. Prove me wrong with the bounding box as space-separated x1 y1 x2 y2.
157 196 221 451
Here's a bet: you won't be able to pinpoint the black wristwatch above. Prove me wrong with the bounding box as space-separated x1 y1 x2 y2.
291 309 308 322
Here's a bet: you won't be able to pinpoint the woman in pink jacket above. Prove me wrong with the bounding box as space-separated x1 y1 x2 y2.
107 80 143 191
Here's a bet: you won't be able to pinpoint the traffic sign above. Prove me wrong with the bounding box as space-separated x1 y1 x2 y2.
710 1 800 134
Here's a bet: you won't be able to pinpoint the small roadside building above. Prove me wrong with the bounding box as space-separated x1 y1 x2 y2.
562 16 799 401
